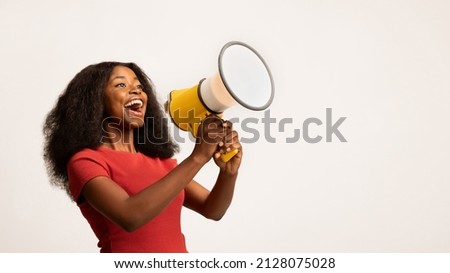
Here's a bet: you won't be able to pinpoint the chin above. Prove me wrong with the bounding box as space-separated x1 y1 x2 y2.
126 118 145 129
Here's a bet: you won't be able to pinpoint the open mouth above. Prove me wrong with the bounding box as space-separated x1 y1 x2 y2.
124 99 144 117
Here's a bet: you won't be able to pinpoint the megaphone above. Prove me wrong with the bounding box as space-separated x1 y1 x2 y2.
166 41 274 162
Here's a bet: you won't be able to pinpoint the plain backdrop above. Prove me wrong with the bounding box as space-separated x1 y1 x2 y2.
1 0 449 253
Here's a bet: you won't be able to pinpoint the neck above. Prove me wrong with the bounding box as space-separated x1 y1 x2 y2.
101 123 137 153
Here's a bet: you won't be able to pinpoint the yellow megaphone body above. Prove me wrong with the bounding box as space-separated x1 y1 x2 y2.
167 41 274 162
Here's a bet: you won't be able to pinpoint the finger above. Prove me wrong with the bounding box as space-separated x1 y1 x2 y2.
214 151 222 159
201 115 224 131
225 141 242 152
222 120 233 129
201 118 227 144
222 131 239 146
218 140 242 154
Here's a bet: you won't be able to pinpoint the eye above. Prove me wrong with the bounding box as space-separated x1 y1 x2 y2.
115 83 126 88
136 84 144 90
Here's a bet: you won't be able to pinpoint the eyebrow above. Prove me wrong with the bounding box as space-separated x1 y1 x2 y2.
110 76 139 81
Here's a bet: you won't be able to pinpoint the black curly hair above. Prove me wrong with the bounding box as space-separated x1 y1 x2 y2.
43 61 179 198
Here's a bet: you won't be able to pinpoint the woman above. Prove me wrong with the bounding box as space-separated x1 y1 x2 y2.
43 62 242 252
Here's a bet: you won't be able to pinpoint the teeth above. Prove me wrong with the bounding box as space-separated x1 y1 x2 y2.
124 99 143 108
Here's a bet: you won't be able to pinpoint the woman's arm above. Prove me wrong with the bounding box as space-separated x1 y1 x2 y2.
81 116 226 232
184 127 242 220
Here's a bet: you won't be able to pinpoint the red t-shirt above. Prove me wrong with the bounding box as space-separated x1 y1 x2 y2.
67 146 187 253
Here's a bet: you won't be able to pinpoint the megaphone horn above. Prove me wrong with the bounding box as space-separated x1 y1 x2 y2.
166 41 274 162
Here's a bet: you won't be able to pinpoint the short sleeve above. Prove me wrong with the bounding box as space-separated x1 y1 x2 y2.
67 149 110 204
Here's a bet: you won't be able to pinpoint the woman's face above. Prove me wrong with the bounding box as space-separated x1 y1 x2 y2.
103 65 148 129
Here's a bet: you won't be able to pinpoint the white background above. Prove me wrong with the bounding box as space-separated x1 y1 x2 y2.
0 0 449 253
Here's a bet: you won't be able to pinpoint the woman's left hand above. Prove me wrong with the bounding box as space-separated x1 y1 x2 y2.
213 120 243 175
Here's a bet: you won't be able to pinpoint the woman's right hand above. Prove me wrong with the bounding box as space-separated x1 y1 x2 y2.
191 115 228 165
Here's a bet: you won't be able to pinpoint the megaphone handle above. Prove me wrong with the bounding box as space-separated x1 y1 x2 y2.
220 148 239 162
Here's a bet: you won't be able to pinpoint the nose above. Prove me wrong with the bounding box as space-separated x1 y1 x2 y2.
130 87 142 94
